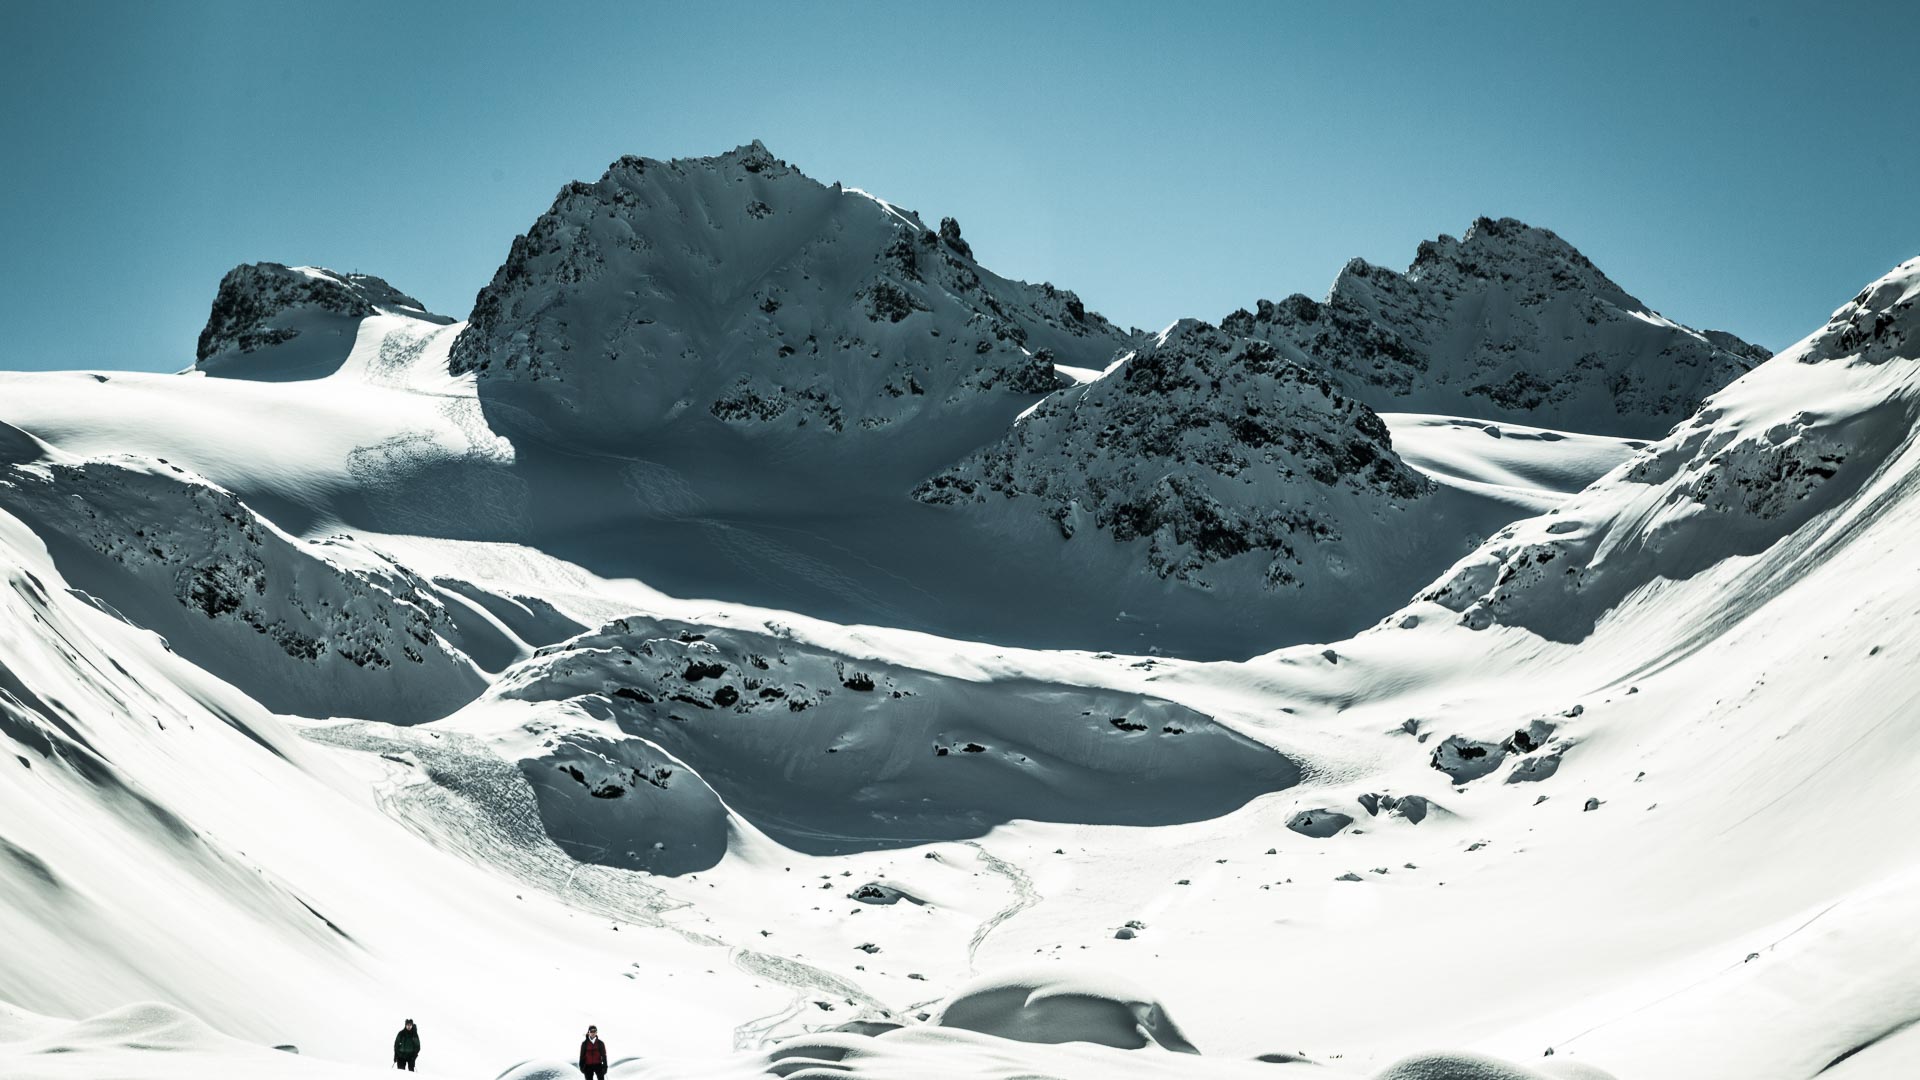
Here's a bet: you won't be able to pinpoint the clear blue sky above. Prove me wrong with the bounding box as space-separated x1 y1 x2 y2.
2 0 1915 371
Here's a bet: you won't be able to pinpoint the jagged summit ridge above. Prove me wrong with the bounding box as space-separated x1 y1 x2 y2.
1407 216 1632 303
1220 216 1770 437
446 142 1136 447
916 318 1430 590
196 262 448 364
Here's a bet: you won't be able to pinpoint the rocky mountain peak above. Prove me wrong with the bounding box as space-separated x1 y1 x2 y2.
915 317 1430 592
195 262 449 365
445 144 1134 450
719 138 781 172
598 139 799 191
1216 218 1770 437
1405 216 1631 304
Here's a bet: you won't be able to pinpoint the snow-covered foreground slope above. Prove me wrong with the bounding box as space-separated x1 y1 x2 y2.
0 483 776 1074
0 480 1637 1077
0 144 1916 1078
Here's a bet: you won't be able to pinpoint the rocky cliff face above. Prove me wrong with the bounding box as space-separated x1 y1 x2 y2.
196 262 450 368
915 319 1431 590
1220 217 1768 437
446 142 1137 447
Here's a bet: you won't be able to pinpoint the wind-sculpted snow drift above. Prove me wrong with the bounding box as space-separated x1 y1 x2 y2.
2 142 1918 1080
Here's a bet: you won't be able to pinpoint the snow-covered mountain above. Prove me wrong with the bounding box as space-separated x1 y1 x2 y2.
2 143 1918 1080
103 270 1457 656
915 320 1432 592
448 142 1136 451
131 157 1768 662
1421 255 1920 641
1219 217 1769 436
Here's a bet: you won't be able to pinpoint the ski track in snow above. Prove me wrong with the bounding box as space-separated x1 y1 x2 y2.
1552 899 1847 1053
698 520 907 621
961 841 1040 972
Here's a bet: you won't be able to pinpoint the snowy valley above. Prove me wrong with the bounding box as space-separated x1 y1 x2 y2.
0 144 1916 1080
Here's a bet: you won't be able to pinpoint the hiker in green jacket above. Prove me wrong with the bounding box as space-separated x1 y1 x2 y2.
393 1018 421 1071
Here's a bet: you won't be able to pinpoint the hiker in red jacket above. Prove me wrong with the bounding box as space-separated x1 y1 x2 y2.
579 1024 609 1079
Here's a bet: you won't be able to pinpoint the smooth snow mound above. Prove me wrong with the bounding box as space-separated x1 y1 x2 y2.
935 966 1199 1053
0 1002 332 1080
1374 1051 1617 1080
0 1001 61 1043
494 1062 581 1080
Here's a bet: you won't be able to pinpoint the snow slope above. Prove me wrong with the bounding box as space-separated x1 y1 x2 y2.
1420 256 1920 643
1380 413 1645 515
0 489 809 1074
